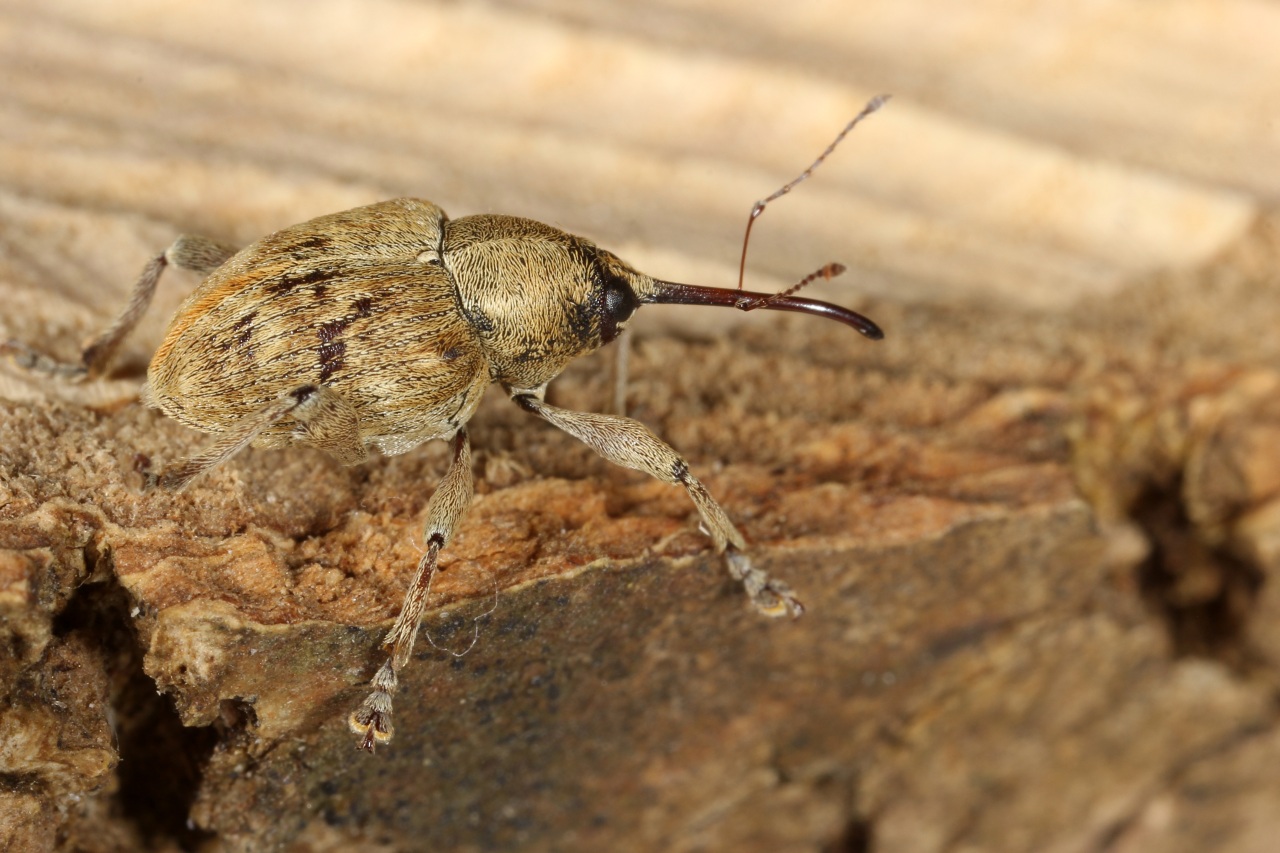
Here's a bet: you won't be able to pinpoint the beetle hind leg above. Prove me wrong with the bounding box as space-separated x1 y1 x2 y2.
511 390 803 619
2 235 237 380
350 428 474 751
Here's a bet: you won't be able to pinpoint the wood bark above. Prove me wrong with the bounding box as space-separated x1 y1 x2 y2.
1 2 1278 851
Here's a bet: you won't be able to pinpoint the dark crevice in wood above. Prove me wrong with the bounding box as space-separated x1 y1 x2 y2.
52 565 219 850
1133 479 1266 673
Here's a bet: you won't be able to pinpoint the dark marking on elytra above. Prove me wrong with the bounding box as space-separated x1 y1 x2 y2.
268 267 330 296
318 340 346 383
233 311 256 353
353 297 373 318
318 317 351 344
217 310 257 355
317 317 351 382
288 235 330 261
442 346 462 362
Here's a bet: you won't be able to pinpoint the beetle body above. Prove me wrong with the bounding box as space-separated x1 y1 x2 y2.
148 198 646 458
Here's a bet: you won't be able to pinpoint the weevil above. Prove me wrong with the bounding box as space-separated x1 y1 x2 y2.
2 96 888 750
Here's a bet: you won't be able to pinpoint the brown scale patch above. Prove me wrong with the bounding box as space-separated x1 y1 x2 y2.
317 317 350 382
231 311 256 356
287 234 330 260
266 267 329 296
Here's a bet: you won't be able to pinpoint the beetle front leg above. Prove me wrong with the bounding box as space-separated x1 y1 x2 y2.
350 428 474 751
511 391 802 619
2 235 238 379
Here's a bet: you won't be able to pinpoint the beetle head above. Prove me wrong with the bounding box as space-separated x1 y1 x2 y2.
443 214 882 392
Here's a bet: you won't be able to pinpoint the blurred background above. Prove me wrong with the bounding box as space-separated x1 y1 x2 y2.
3 1 1270 351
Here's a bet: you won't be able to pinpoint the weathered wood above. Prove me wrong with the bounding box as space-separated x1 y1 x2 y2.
2 2 1279 851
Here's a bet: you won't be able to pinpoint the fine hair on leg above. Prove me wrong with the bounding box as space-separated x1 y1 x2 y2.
511 390 802 618
349 428 475 751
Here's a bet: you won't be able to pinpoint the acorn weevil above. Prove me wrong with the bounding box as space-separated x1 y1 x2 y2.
2 96 888 750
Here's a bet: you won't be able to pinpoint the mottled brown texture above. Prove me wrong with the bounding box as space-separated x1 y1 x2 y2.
2 1 1280 852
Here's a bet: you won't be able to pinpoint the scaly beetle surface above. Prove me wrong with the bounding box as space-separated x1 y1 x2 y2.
3 97 887 750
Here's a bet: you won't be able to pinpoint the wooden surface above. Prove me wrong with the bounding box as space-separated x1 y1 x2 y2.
1 1 1279 851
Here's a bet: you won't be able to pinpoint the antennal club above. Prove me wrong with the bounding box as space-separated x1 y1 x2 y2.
738 261 846 311
736 93 890 294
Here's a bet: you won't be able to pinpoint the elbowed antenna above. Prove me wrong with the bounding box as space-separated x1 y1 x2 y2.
645 93 892 343
644 278 884 340
737 94 891 293
637 94 891 344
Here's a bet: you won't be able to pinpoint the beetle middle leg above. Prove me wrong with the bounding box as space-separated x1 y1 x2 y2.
511 390 803 618
149 383 367 491
350 428 474 751
2 235 237 380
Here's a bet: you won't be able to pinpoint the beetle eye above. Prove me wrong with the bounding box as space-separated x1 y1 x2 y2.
600 276 639 343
